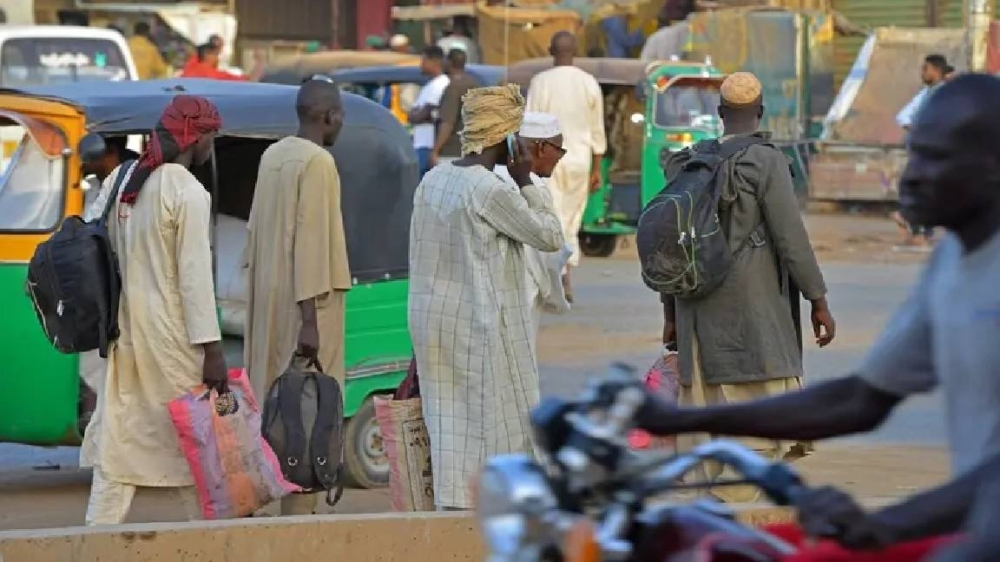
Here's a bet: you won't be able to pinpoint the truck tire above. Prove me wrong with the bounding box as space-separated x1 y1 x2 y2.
343 396 390 489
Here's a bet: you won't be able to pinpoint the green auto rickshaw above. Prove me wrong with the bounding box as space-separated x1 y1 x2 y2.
507 58 726 257
0 79 417 489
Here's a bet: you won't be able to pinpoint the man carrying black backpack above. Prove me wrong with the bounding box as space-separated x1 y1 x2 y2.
655 72 835 502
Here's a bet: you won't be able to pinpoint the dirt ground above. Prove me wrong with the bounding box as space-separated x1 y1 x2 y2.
0 213 948 532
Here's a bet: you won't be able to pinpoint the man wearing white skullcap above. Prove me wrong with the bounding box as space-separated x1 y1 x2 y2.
495 112 574 340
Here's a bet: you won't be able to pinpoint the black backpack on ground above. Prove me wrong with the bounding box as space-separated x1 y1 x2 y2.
637 137 768 298
261 359 345 507
25 161 135 358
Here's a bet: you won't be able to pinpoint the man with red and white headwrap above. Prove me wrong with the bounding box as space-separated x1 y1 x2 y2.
82 95 226 525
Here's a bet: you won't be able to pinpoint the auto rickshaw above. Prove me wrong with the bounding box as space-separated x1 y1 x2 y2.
507 58 725 257
327 63 506 130
260 51 421 124
0 79 418 489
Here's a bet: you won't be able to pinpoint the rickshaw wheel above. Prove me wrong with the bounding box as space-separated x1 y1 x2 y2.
343 396 390 489
579 233 617 258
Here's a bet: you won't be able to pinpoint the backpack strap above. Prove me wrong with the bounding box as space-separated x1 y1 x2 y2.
277 372 309 483
98 160 137 227
96 160 135 357
310 372 345 506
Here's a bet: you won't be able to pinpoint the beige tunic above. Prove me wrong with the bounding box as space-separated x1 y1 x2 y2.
526 66 607 266
409 163 564 509
245 137 351 401
92 163 221 487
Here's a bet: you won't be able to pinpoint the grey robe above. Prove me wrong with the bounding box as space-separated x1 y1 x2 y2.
662 133 827 385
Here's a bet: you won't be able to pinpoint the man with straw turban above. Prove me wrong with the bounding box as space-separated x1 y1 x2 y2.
409 84 565 510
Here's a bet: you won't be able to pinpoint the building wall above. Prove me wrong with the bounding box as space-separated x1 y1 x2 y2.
235 0 356 46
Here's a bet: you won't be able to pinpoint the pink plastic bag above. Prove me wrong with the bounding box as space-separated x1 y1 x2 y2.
628 350 680 450
168 368 300 519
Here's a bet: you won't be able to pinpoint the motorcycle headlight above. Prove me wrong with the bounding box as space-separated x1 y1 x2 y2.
474 454 558 558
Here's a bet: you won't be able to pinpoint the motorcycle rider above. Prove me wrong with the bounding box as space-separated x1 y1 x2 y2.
638 73 1000 553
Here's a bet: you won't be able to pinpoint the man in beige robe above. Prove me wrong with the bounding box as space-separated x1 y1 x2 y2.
526 31 607 301
84 96 226 525
245 79 351 516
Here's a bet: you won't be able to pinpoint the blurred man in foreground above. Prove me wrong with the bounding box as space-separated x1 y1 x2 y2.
639 73 1000 557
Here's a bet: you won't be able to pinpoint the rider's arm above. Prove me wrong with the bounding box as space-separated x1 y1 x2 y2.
926 453 1000 560
640 256 940 441
871 452 1000 543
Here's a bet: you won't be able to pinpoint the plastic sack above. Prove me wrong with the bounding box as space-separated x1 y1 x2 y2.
628 348 680 450
168 368 300 519
374 393 435 511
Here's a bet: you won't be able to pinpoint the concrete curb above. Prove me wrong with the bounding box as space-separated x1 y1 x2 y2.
0 504 805 562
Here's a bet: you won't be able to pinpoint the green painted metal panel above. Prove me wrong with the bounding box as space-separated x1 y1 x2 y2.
0 263 80 445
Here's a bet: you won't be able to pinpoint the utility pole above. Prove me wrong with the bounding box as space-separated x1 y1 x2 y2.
966 0 991 71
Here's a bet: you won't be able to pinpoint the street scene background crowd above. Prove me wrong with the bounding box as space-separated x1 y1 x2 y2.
1 0 1000 560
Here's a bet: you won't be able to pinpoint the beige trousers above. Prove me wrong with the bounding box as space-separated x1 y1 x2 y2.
677 337 812 503
85 466 202 525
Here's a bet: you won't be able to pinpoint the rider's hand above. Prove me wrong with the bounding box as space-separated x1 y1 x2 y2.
810 297 836 348
795 486 896 550
508 137 535 188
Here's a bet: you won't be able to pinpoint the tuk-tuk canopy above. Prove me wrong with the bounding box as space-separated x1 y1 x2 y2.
2 79 418 282
262 51 420 86
328 64 505 87
506 57 651 90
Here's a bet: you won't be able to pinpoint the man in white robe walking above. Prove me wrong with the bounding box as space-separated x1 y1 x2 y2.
526 31 607 301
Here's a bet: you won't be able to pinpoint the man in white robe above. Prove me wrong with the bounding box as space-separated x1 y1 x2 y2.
526 31 607 301
409 85 564 510
83 96 227 525
493 112 572 340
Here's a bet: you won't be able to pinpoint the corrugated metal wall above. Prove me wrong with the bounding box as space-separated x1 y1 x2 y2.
832 0 996 86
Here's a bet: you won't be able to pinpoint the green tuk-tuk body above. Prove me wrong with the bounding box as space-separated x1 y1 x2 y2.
0 80 417 489
579 61 725 256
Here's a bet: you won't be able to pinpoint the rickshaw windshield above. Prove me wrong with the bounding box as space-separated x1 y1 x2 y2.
0 37 131 87
0 118 67 232
654 85 721 129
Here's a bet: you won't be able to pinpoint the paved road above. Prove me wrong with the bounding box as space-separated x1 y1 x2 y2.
0 258 938 473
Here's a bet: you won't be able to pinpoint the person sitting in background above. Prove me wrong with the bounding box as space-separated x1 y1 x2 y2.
641 0 694 62
128 21 169 80
389 34 411 54
181 42 265 82
601 14 645 58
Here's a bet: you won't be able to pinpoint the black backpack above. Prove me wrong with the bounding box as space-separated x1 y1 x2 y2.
25 161 135 358
261 360 345 507
637 137 767 298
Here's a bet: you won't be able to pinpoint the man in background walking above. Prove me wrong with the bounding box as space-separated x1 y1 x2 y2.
526 31 606 302
640 0 694 62
127 21 169 80
432 49 478 166
409 46 449 176
245 78 351 516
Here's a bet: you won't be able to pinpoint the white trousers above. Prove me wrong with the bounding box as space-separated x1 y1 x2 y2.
548 163 590 268
85 466 202 525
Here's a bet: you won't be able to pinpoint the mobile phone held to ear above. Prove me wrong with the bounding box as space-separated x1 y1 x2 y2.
506 134 517 162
